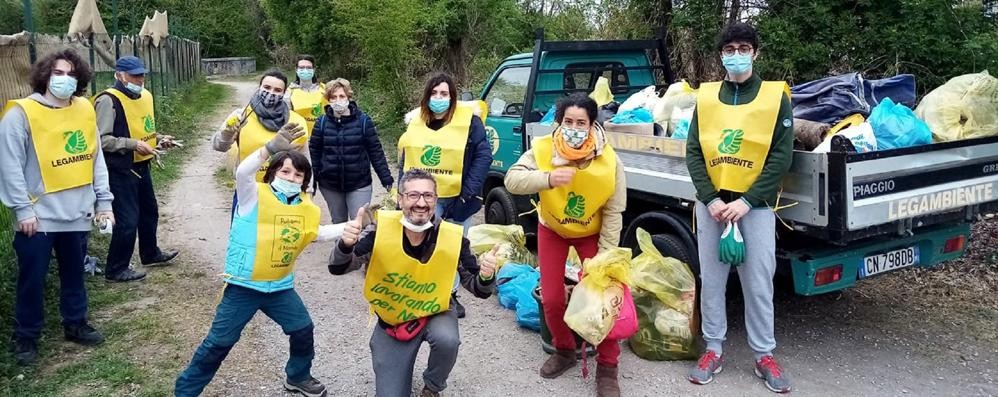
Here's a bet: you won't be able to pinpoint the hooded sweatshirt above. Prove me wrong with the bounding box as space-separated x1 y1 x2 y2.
0 93 114 232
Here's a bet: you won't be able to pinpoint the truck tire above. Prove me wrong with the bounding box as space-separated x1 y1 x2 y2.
651 233 700 278
485 186 517 225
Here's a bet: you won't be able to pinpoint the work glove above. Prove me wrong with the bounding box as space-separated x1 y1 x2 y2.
718 221 745 266
265 122 305 154
156 134 184 150
220 111 246 143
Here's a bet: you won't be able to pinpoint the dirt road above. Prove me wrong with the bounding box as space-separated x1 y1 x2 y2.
158 81 997 396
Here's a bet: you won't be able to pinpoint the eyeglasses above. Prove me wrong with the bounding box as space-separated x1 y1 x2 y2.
721 45 754 56
400 191 437 203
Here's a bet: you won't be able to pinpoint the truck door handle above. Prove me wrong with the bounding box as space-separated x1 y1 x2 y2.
512 126 522 133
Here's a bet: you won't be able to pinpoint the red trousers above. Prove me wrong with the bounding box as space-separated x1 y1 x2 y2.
537 224 620 367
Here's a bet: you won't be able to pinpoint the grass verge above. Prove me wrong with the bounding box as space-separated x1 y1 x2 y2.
0 78 232 396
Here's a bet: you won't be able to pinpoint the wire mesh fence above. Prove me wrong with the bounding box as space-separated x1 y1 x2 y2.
0 31 200 264
0 32 201 105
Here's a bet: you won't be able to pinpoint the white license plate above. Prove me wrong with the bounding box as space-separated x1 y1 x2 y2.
860 246 919 278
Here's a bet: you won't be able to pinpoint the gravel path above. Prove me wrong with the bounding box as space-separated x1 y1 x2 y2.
158 80 997 397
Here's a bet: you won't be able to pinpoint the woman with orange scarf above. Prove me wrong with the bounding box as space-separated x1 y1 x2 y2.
504 94 626 397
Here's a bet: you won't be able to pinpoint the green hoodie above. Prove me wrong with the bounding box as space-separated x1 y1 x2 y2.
685 74 794 208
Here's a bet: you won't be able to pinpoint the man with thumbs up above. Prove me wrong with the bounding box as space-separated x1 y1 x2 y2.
329 169 495 397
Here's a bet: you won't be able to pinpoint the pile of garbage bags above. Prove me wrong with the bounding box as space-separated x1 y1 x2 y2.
794 71 997 152
586 69 996 152
472 225 699 361
583 79 695 138
557 228 698 360
469 224 540 331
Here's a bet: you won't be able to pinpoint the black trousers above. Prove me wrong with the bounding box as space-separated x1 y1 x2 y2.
105 160 162 277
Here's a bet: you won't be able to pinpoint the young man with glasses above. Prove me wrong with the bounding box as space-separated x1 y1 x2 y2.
328 169 496 397
685 22 794 393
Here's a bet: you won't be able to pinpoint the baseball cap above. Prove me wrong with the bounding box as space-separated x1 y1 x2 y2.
115 56 148 75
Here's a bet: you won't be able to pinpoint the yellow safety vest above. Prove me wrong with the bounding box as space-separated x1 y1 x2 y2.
398 106 472 198
364 210 460 325
533 135 617 238
3 97 98 193
697 81 788 192
250 183 320 281
288 84 327 134
104 88 157 162
237 110 309 182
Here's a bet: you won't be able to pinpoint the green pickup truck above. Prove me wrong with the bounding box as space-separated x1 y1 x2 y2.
471 30 998 295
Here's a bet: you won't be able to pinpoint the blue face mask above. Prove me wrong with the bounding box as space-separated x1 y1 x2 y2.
721 53 753 75
125 82 143 95
296 68 314 82
48 75 78 99
271 177 302 198
429 98 450 114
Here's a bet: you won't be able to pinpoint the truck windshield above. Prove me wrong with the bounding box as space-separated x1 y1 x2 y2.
563 62 630 95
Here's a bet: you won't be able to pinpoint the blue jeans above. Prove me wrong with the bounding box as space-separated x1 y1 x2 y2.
12 231 89 340
435 198 472 236
106 162 163 277
175 284 315 396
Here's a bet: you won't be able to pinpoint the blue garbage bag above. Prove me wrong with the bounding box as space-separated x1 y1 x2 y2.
496 264 541 331
671 118 691 139
791 73 916 124
610 108 654 124
539 105 557 125
867 98 932 150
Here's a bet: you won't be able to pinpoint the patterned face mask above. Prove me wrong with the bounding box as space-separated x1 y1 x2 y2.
256 89 283 108
561 126 590 149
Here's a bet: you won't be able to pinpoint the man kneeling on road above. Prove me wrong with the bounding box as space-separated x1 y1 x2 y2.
329 169 496 397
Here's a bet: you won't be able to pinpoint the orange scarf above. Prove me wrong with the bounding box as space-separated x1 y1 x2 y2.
553 127 596 162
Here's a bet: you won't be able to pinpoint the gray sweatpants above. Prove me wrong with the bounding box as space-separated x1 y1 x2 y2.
369 308 461 396
695 201 776 359
319 184 373 223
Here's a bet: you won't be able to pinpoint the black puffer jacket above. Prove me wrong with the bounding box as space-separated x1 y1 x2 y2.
309 102 394 192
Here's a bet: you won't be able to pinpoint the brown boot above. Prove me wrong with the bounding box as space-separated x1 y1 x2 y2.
596 364 620 397
539 349 577 379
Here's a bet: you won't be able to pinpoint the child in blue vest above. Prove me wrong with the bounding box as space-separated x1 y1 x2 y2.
175 126 344 397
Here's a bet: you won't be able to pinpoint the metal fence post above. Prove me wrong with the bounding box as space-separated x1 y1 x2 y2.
88 33 97 94
22 0 35 64
112 0 120 59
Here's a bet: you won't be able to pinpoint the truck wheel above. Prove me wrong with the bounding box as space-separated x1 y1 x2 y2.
485 186 517 225
651 233 700 278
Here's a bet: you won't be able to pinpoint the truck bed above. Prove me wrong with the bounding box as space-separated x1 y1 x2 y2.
525 123 998 244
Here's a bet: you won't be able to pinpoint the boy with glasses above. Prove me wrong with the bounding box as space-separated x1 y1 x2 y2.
685 22 794 393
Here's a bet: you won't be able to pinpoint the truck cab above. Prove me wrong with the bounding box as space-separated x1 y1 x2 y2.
478 32 668 232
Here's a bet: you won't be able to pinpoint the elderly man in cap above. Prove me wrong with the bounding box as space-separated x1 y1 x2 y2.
94 56 179 282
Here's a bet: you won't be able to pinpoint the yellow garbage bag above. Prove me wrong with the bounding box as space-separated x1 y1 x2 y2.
467 224 535 267
627 228 699 360
653 81 696 129
563 247 632 346
590 76 614 107
916 70 998 142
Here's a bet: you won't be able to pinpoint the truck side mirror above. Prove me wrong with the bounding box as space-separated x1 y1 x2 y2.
460 91 474 101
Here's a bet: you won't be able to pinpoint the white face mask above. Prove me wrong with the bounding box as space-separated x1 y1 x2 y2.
400 215 433 232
